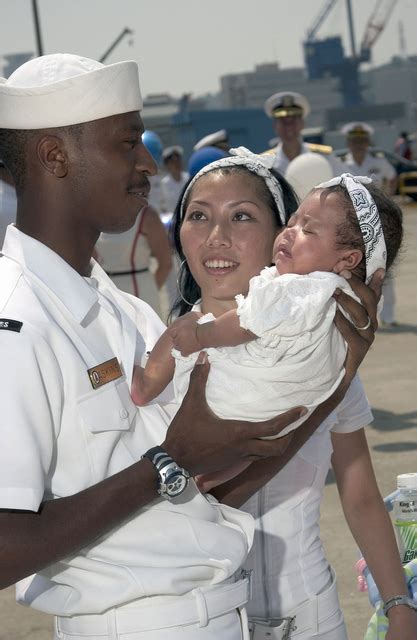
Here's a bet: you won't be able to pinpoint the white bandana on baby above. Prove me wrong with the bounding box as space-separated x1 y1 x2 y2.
315 173 386 284
180 146 286 226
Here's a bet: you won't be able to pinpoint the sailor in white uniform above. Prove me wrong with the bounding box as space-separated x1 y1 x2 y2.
263 91 344 177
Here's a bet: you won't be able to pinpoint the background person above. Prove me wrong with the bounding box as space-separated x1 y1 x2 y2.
193 128 230 153
144 154 413 639
0 158 16 247
394 131 413 160
340 121 399 328
95 202 172 317
161 145 189 213
263 91 345 177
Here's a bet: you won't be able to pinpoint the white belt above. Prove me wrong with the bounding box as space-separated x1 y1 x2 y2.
56 577 250 636
249 569 340 639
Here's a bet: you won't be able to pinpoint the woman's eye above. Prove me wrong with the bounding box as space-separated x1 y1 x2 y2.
233 212 251 221
187 211 207 221
302 228 314 235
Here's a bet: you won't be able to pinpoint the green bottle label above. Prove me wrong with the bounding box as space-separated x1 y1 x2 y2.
394 520 417 563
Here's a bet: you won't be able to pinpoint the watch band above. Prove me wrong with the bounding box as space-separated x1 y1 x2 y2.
382 594 417 617
141 446 190 499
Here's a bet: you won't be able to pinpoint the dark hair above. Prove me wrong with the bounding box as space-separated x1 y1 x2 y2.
0 124 85 193
322 183 403 282
170 165 299 318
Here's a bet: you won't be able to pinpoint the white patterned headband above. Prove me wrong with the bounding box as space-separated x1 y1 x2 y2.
180 146 286 226
315 173 386 284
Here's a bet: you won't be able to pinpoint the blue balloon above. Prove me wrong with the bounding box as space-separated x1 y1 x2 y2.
142 130 163 165
187 146 228 177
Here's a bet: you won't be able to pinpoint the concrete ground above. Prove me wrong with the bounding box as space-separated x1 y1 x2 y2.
1 202 416 640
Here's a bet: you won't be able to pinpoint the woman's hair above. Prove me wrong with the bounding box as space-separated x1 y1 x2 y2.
170 165 299 318
322 183 403 282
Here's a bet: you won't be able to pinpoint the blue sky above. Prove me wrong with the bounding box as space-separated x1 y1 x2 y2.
1 0 417 97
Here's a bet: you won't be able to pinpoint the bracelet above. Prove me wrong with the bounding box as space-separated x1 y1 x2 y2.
382 594 417 617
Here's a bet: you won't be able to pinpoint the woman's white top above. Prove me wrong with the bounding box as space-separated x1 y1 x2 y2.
173 267 356 436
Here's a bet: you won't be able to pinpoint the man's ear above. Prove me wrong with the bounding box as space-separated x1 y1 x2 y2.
36 135 68 178
333 249 363 274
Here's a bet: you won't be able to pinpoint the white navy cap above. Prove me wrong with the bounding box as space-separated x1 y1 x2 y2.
0 53 142 129
264 91 310 119
162 145 184 161
193 129 228 151
341 122 374 138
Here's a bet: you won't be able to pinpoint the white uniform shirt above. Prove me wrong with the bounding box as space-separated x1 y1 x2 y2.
342 151 396 187
0 225 254 616
173 269 354 432
272 141 345 177
161 171 189 213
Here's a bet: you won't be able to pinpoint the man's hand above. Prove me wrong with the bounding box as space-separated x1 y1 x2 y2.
163 353 304 476
334 268 384 389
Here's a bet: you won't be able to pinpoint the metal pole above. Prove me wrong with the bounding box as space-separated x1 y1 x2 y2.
32 0 44 56
99 28 133 63
346 0 356 57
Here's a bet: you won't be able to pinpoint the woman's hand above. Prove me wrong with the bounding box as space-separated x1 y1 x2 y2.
168 311 203 356
333 268 384 389
386 606 417 640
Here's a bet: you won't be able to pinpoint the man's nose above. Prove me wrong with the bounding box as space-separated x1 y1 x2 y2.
135 145 158 176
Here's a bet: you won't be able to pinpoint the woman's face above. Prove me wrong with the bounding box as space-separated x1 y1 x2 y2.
180 171 280 315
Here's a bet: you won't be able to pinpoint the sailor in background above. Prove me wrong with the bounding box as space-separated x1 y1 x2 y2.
340 121 398 327
193 129 230 153
161 146 189 213
263 91 344 176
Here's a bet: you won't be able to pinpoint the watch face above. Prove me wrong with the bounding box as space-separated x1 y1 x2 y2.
165 472 189 497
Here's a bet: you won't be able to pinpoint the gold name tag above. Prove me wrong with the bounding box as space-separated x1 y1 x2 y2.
87 357 123 390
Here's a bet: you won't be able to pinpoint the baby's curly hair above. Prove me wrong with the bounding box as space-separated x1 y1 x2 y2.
321 183 403 282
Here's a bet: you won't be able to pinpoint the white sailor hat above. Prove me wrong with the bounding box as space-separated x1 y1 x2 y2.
264 91 310 119
341 122 374 138
0 53 142 129
162 145 184 161
193 129 229 151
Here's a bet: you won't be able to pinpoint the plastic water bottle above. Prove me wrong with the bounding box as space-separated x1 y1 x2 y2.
393 473 417 564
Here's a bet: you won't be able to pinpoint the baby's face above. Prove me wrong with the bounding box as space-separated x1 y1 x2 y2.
273 190 347 276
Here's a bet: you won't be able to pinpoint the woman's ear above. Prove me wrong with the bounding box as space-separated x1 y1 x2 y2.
36 135 68 178
333 249 363 274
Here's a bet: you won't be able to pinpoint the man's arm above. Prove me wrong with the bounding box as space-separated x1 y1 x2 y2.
0 352 304 590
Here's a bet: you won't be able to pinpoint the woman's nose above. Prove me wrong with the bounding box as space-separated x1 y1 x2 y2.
206 224 231 247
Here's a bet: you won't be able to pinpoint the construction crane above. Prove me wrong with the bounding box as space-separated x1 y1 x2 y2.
303 0 398 106
360 0 399 62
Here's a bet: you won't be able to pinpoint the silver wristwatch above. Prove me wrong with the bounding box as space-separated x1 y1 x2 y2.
142 446 190 500
382 594 417 617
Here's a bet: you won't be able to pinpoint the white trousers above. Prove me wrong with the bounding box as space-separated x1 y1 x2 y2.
54 578 250 640
249 568 347 639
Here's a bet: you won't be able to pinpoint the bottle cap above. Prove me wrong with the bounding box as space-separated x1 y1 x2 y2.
397 473 417 490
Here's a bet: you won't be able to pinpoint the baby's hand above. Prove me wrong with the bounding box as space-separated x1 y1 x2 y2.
169 312 203 356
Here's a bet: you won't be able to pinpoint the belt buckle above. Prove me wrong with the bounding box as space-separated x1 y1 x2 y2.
249 616 296 640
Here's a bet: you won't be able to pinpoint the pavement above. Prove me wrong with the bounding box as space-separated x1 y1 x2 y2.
1 201 416 640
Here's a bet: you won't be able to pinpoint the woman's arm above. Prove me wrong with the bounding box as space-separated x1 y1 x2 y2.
332 429 417 639
131 329 175 405
142 206 172 289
